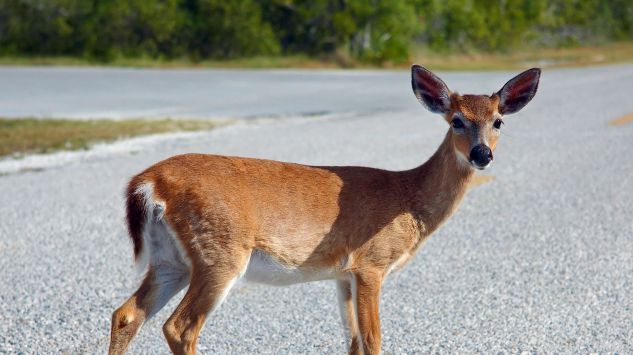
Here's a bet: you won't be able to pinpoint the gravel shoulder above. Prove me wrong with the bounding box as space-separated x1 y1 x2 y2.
1 65 633 353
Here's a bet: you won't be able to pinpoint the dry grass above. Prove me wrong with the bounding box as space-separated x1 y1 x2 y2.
0 54 342 70
1 42 632 71
0 117 221 157
410 42 633 71
469 175 495 189
608 112 633 126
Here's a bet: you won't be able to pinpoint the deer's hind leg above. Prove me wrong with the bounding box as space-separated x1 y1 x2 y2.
162 246 251 355
109 265 189 355
109 220 190 355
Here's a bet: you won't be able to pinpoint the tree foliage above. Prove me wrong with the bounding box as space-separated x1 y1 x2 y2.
262 0 417 62
0 0 631 62
416 0 633 51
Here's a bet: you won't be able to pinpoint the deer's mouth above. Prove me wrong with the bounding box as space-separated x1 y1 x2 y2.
470 160 491 170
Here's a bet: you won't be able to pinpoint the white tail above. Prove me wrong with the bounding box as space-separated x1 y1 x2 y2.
109 66 540 355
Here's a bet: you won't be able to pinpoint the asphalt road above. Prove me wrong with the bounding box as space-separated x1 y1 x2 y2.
0 66 511 120
1 65 633 353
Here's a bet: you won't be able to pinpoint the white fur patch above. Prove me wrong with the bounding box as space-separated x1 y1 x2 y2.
133 182 191 268
209 275 239 314
243 249 340 286
454 149 471 168
132 182 192 318
385 253 410 276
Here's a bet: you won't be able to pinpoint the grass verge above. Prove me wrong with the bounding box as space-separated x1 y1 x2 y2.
0 117 221 158
1 42 632 70
410 42 633 71
0 54 341 69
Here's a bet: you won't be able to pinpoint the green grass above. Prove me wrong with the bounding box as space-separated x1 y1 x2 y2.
0 54 342 69
1 42 633 70
0 117 222 158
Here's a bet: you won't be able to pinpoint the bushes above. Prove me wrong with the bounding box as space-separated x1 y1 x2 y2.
261 0 417 63
0 0 631 63
417 0 633 52
188 0 280 59
0 0 279 60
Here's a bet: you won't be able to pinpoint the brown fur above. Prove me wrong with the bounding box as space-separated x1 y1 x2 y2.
453 94 496 122
109 66 540 354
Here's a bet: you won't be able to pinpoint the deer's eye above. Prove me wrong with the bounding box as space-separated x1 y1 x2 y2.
452 118 464 129
493 118 504 129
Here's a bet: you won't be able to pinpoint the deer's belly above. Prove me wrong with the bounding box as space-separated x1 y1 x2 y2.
243 249 341 286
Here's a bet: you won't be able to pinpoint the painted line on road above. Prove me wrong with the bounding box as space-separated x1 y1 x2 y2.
469 175 495 189
609 112 633 126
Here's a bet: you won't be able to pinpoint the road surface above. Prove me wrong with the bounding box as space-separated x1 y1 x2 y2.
1 65 633 353
0 66 519 120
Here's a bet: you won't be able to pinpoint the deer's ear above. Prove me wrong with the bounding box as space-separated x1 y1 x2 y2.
496 68 541 115
411 65 451 114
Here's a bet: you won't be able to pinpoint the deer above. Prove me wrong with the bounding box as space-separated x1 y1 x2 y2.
108 65 540 355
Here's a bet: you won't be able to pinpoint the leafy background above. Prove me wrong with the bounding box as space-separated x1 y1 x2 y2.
0 0 632 63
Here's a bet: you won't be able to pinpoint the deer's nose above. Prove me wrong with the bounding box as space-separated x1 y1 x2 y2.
469 144 493 167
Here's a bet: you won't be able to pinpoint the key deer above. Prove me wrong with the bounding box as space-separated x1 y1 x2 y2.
109 65 540 354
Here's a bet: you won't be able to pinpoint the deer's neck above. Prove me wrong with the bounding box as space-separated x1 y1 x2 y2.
406 130 474 237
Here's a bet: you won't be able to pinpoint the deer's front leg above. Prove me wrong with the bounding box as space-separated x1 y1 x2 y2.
353 270 383 355
336 278 361 354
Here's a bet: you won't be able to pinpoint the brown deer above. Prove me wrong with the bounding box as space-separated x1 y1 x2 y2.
108 65 540 355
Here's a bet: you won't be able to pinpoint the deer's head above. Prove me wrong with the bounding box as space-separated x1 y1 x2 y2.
412 65 540 170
